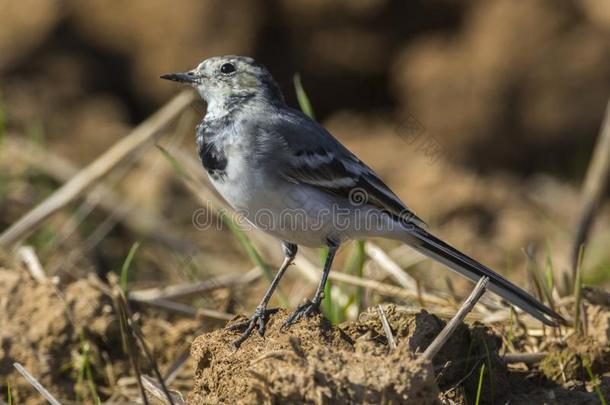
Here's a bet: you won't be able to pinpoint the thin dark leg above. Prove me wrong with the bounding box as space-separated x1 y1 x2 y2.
283 243 339 328
311 244 338 304
230 242 297 348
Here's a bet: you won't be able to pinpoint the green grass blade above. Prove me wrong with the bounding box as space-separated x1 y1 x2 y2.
7 380 12 405
481 338 494 401
84 351 100 404
76 334 86 403
120 241 141 294
221 211 289 307
27 120 45 148
323 281 336 323
293 73 316 120
584 357 607 405
78 335 100 404
344 240 366 314
344 240 365 276
545 259 555 296
475 363 486 405
524 249 555 310
156 144 194 182
76 357 84 402
544 243 555 293
573 244 586 335
0 90 5 148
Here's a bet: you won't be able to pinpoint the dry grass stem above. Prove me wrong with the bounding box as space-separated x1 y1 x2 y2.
303 258 449 306
131 324 176 405
141 375 186 405
163 349 191 386
17 245 47 282
377 305 397 351
133 298 199 317
573 245 586 336
128 268 260 301
502 352 548 365
13 362 61 405
109 273 176 405
365 242 418 291
110 284 150 405
5 136 192 253
0 90 196 247
572 98 610 272
134 297 234 321
423 277 489 360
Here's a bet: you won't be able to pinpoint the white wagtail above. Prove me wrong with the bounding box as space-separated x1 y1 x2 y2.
161 55 564 347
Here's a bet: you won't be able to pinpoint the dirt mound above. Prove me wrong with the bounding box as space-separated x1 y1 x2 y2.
0 268 117 403
0 268 200 404
188 306 509 404
189 309 438 404
189 304 610 404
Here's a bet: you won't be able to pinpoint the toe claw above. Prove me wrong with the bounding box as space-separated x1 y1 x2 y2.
226 319 249 331
229 307 277 348
257 316 266 336
281 299 321 330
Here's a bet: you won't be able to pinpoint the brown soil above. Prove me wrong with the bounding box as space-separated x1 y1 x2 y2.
539 305 610 387
3 266 610 404
189 305 610 405
0 268 114 403
0 268 201 404
189 306 507 404
189 308 440 405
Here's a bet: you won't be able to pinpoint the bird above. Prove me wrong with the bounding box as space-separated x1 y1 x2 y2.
161 55 565 347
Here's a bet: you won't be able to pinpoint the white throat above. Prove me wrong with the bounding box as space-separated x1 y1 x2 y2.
203 97 231 120
198 84 232 120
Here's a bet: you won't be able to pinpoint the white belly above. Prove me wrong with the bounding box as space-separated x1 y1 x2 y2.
210 167 400 247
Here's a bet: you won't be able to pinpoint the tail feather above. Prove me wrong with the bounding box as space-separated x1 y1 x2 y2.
405 227 565 326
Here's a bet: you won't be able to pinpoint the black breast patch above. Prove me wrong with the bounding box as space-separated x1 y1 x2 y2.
198 140 228 181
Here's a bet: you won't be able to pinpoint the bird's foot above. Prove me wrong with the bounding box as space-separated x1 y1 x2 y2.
227 306 279 348
282 299 321 330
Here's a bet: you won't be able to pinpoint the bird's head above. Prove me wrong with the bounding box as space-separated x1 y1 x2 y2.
161 56 284 109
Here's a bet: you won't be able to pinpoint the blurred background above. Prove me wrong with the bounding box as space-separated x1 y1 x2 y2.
1 0 610 299
3 0 610 402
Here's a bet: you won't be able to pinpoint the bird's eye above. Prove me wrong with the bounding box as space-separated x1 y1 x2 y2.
220 63 236 75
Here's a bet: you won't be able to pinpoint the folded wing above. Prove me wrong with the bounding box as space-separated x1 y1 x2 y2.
274 108 426 228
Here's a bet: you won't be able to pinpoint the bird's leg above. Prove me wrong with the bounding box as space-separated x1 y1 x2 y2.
283 243 338 329
229 242 297 348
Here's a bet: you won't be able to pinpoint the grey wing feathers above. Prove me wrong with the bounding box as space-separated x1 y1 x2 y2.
272 108 426 227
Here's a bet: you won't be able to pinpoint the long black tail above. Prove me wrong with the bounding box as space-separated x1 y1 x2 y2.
403 226 565 326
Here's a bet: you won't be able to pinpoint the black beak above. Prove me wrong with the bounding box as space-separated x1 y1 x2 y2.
160 71 198 84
